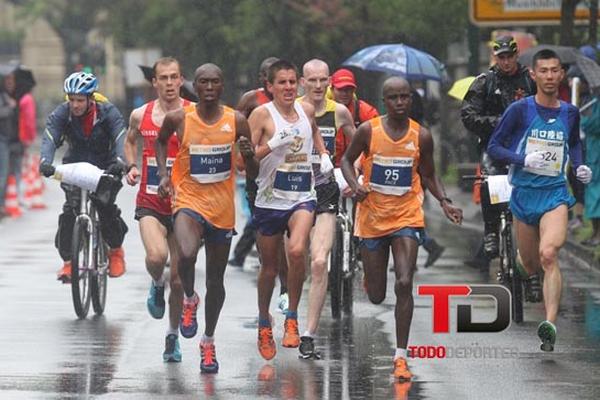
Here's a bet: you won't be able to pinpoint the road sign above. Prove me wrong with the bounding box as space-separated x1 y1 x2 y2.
470 0 592 26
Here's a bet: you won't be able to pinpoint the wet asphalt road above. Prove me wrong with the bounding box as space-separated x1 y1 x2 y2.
1 182 600 399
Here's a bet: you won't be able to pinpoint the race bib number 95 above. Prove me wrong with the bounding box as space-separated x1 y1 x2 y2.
370 155 413 196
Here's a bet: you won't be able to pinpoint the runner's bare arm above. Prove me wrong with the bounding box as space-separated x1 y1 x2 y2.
236 91 257 119
155 108 184 198
124 106 144 186
249 106 273 160
302 102 327 155
335 103 356 143
418 127 463 225
235 111 258 180
341 121 371 201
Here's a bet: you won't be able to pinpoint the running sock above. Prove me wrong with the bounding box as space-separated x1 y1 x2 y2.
200 334 214 345
258 318 272 328
302 331 314 338
394 348 408 361
286 310 297 320
153 275 165 287
184 292 197 302
166 327 178 337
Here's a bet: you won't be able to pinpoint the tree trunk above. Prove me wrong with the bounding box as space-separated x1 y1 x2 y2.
560 0 581 46
590 0 599 45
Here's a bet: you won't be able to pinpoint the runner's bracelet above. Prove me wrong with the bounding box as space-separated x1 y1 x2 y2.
126 163 138 173
440 197 452 204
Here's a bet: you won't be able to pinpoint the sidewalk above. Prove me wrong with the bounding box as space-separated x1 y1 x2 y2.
440 184 600 273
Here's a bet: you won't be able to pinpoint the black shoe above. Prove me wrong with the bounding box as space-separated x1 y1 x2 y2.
523 273 542 303
424 241 445 268
483 232 499 258
228 258 244 267
299 336 320 359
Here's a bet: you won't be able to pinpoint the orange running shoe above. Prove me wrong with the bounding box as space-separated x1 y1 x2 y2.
258 326 276 360
282 318 300 348
108 247 126 277
57 261 71 283
393 357 413 381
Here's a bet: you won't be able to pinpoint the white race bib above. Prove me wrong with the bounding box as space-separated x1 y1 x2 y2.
370 155 413 196
146 157 174 194
487 175 512 204
523 137 564 177
272 162 313 201
189 144 232 183
311 126 336 164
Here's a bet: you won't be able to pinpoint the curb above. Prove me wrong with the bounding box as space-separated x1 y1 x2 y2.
563 239 600 272
442 184 600 274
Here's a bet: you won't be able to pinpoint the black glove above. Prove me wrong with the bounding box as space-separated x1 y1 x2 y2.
39 163 55 177
105 162 125 178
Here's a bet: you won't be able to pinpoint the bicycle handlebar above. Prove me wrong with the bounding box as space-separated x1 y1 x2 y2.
461 174 487 181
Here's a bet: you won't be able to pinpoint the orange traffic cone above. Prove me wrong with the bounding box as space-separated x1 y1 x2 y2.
4 175 22 218
28 154 46 210
22 160 35 209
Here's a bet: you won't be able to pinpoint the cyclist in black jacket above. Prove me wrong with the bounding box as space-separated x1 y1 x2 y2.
461 35 541 302
40 72 128 283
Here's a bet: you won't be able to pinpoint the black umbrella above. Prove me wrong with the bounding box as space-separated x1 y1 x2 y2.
519 45 580 67
138 65 198 102
574 54 600 90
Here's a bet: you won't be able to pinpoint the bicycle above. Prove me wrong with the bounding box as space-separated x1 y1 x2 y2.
329 195 358 318
462 174 524 323
48 162 123 319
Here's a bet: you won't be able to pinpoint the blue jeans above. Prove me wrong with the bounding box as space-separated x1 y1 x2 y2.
0 137 10 209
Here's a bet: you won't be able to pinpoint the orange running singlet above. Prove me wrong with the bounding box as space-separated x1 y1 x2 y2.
355 117 425 238
171 106 237 229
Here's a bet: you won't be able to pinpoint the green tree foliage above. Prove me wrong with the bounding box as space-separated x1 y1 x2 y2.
10 0 469 101
104 0 468 100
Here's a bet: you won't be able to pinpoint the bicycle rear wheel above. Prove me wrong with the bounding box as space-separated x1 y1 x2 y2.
71 219 91 319
91 229 108 315
329 219 343 318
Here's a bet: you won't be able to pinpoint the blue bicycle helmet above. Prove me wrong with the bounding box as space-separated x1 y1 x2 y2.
63 72 98 95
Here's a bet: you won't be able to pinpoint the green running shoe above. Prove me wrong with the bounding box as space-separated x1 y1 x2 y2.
163 334 182 362
537 320 556 352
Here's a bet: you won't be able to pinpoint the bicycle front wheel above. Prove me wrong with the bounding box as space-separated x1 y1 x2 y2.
91 235 108 316
71 219 92 319
342 230 354 315
504 231 523 323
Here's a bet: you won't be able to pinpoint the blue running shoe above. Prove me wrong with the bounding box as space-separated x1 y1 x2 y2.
180 293 199 338
200 342 219 373
147 282 166 319
163 334 182 362
537 320 556 352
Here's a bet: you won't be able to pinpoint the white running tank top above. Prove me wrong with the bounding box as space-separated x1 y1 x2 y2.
255 101 316 210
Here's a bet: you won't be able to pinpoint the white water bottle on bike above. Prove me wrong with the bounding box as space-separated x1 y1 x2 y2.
54 162 104 192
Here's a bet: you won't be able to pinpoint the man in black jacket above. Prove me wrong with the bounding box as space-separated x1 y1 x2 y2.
461 35 541 302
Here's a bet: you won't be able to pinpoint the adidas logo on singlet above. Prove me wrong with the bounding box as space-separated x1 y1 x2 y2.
221 123 233 132
405 142 416 151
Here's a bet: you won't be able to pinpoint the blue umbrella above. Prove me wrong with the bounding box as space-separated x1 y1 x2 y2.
342 44 446 82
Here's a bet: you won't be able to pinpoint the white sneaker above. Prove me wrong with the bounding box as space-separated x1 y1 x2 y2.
277 293 289 314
